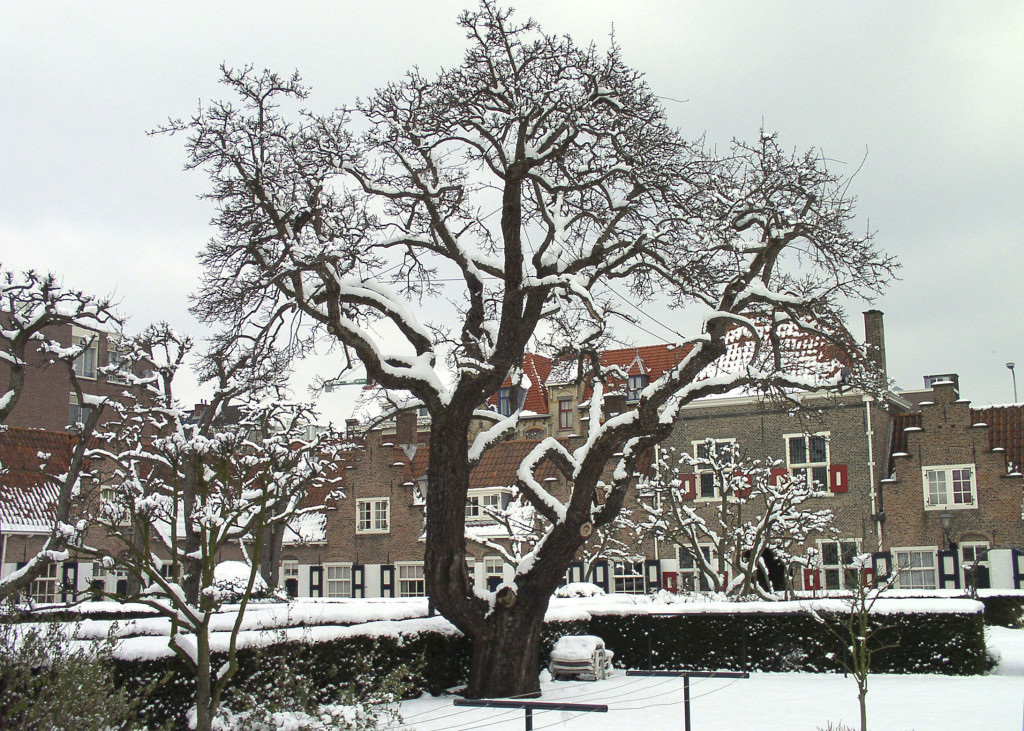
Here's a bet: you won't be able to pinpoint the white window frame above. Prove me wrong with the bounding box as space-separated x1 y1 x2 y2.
960 541 989 588
922 464 977 510
691 438 736 501
280 560 299 588
29 561 58 603
397 563 425 597
612 559 646 594
356 498 390 534
497 387 513 416
626 374 648 402
818 538 860 590
466 489 507 523
676 544 714 592
72 336 98 380
325 563 352 598
785 432 831 493
894 547 938 590
484 556 505 588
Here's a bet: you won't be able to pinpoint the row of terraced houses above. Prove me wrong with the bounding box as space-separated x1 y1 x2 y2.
3 311 1024 603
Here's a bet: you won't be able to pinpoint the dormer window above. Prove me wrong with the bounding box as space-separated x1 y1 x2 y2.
626 374 648 402
497 387 512 416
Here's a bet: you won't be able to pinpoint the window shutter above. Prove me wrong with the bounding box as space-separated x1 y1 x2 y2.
680 473 697 501
380 565 395 597
645 559 662 592
61 562 78 603
829 464 849 493
309 566 323 598
735 472 753 498
593 560 610 593
802 568 821 591
770 468 789 486
937 550 960 589
569 561 585 584
352 564 365 598
871 551 892 584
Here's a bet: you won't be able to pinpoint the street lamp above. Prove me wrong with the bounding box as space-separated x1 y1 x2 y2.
939 510 954 549
1008 363 1018 403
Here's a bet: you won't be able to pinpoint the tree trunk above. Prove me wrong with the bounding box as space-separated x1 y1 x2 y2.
193 629 214 731
466 604 546 699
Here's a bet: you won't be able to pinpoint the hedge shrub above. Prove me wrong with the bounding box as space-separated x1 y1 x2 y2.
588 609 987 675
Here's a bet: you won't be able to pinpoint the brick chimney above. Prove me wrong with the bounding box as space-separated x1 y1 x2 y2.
395 410 418 446
863 310 887 382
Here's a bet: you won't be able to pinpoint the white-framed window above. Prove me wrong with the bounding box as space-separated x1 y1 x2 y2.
356 498 390 534
960 541 990 588
72 336 97 380
280 560 299 586
484 556 504 590
326 564 352 597
819 539 860 590
626 374 648 402
922 465 977 510
466 489 507 522
29 562 58 603
159 562 179 582
677 545 713 592
558 399 573 430
692 438 736 500
612 560 646 594
894 547 937 589
786 433 830 492
398 563 425 597
68 396 86 429
105 344 130 384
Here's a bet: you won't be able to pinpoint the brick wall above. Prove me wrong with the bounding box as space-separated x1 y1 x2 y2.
882 381 1024 551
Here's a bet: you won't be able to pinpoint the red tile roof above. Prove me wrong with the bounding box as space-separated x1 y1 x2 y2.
399 438 563 488
0 427 79 531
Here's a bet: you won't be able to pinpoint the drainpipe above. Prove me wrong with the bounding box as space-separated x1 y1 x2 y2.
863 395 881 550
652 443 660 563
1 530 7 578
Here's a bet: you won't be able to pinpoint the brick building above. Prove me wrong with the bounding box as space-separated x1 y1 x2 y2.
880 379 1024 589
1 321 129 433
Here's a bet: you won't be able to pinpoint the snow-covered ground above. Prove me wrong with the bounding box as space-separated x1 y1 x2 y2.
391 626 1024 731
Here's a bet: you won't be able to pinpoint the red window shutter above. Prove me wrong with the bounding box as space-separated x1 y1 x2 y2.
829 464 849 493
803 568 821 591
681 473 697 500
861 567 874 588
770 468 789 486
735 471 753 498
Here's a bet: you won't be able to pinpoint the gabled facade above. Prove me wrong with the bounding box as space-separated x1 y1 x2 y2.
879 380 1024 590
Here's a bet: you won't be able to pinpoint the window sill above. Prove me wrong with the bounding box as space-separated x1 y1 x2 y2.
924 503 977 511
355 528 391 535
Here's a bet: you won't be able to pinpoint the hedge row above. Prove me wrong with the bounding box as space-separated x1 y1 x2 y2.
589 609 987 676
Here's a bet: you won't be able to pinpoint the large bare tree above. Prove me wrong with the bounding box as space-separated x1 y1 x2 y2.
162 2 896 698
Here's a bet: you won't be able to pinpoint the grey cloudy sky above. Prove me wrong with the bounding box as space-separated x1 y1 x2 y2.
2 1 1022 412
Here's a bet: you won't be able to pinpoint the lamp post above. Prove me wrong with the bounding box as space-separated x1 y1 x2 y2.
1008 362 1018 403
939 510 954 550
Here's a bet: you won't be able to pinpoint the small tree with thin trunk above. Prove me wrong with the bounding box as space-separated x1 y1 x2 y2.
0 265 121 601
82 323 338 731
161 1 895 698
640 439 835 598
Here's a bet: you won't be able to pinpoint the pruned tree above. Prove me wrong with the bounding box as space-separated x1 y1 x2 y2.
0 265 121 601
639 440 835 598
161 1 895 697
83 323 339 731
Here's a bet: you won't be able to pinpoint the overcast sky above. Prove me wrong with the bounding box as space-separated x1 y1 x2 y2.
2 1 1022 415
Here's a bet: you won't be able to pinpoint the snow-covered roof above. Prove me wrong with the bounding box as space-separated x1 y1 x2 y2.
0 427 79 532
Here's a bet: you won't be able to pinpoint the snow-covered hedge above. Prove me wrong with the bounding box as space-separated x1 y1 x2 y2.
586 601 987 675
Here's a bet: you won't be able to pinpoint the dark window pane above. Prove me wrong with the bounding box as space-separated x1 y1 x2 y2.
824 568 841 590
822 542 839 566
812 466 829 490
809 435 828 463
700 473 716 498
841 541 858 565
789 437 807 464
